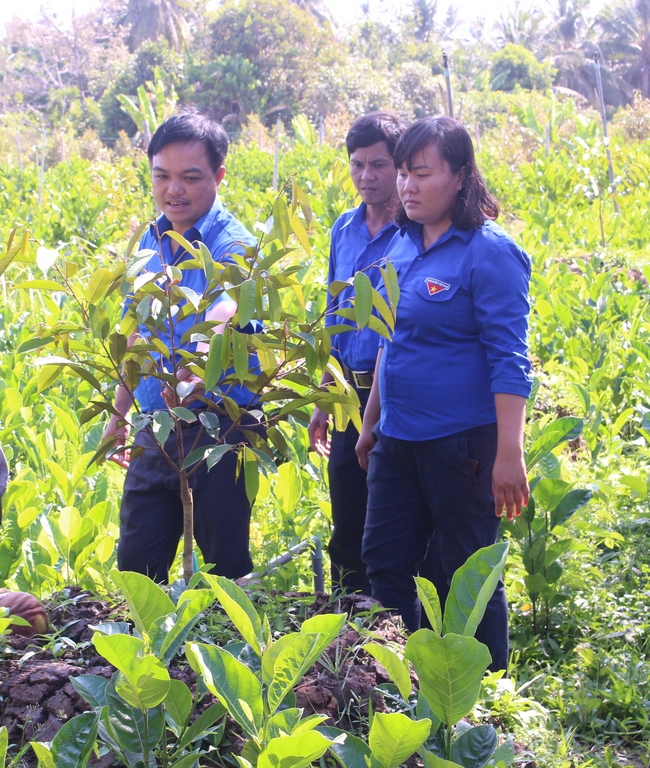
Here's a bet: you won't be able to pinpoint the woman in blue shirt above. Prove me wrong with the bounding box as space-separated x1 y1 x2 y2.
356 117 532 671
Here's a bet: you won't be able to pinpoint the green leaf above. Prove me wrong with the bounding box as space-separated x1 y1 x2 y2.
353 271 373 330
170 406 197 423
0 726 8 766
202 574 264 655
550 488 592 529
368 712 431 768
420 750 460 768
525 417 583 469
16 279 64 291
115 654 171 710
176 701 226 751
443 542 509 638
157 590 215 661
111 571 175 636
164 679 192 729
152 411 173 447
267 633 322 714
450 724 497 767
317 726 371 768
490 738 515 766
29 742 57 768
271 196 292 246
415 577 443 635
185 642 263 739
103 681 165 759
51 712 99 768
205 334 224 391
365 644 412 701
206 444 233 469
16 335 56 353
405 630 491 726
232 331 249 383
533 478 571 512
85 268 113 305
238 280 257 328
70 674 109 708
258 731 333 768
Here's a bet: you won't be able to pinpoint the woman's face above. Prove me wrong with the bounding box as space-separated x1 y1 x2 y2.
397 142 465 233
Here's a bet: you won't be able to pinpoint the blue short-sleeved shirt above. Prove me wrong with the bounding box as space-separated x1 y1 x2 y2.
379 220 532 441
325 204 398 372
130 196 259 412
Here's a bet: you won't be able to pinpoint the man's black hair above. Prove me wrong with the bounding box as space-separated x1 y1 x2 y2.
147 109 229 172
345 112 408 157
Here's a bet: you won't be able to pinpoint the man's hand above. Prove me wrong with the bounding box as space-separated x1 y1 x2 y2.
355 427 377 472
102 416 131 469
308 407 331 457
163 367 205 409
492 449 529 521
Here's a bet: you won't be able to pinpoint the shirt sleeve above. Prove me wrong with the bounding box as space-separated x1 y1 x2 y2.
471 234 532 398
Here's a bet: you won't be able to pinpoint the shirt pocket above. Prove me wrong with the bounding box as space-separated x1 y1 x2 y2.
409 278 476 335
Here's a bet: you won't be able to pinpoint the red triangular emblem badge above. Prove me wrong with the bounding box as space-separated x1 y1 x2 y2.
425 277 450 296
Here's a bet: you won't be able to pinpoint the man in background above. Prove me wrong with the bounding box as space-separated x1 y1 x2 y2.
308 113 407 595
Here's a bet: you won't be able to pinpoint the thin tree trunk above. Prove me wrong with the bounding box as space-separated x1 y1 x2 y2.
180 470 194 584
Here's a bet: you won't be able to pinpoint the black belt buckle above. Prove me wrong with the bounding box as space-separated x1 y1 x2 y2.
350 370 373 389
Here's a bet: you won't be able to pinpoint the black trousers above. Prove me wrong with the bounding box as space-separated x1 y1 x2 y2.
117 413 258 583
363 423 508 672
328 388 372 595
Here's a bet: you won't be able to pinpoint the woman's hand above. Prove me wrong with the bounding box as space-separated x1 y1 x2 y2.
308 407 331 456
492 449 529 520
103 416 131 469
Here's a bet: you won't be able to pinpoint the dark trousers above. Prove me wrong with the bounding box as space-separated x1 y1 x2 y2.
117 414 257 583
362 423 508 672
328 388 372 595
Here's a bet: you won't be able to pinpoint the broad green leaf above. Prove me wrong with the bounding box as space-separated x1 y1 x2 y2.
550 488 592 530
405 630 490 726
115 654 171 710
490 738 515 766
258 731 333 768
415 577 443 635
266 708 305 739
29 742 56 768
85 268 113 304
619 474 647 498
103 681 165 758
111 571 175 636
164 679 192 729
36 246 59 274
70 674 109 708
170 755 206 768
450 724 497 767
365 644 412 701
443 542 509 638
274 461 302 516
157 590 215 661
368 712 431 768
271 196 292 245
186 642 263 739
16 279 64 291
353 271 373 329
51 712 99 768
170 406 197 423
165 230 199 258
202 573 264 656
176 701 226 751
533 478 571 511
420 750 461 768
92 633 142 675
152 411 173 448
267 632 322 714
206 444 233 469
317 726 371 768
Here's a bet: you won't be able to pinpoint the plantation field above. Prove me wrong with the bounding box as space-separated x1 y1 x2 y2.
0 96 649 768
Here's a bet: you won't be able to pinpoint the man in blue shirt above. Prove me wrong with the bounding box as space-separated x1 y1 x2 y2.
102 110 260 584
308 113 407 595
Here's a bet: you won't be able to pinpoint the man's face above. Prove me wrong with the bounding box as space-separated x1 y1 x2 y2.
349 141 397 207
151 141 225 233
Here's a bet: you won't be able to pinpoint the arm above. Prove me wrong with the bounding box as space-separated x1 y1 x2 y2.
493 393 529 521
308 371 334 455
355 347 383 471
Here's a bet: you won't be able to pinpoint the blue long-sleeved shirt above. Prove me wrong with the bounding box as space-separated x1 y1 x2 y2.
325 204 398 372
379 220 532 441
129 197 259 412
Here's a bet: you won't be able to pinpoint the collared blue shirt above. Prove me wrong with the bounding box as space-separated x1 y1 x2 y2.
379 220 532 441
325 203 398 372
130 196 259 412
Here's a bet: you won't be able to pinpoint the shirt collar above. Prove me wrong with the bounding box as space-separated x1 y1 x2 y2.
151 195 224 244
400 220 474 252
342 202 398 241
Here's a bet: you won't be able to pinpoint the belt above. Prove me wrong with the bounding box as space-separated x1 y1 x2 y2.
342 365 374 389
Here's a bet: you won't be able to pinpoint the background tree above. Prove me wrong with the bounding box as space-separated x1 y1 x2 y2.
490 43 555 91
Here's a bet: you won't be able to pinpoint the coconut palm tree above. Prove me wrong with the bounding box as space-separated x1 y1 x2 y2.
120 0 193 53
596 0 650 97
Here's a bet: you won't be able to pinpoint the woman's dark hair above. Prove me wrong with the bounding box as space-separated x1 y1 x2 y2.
346 112 408 158
147 108 229 172
393 117 499 230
